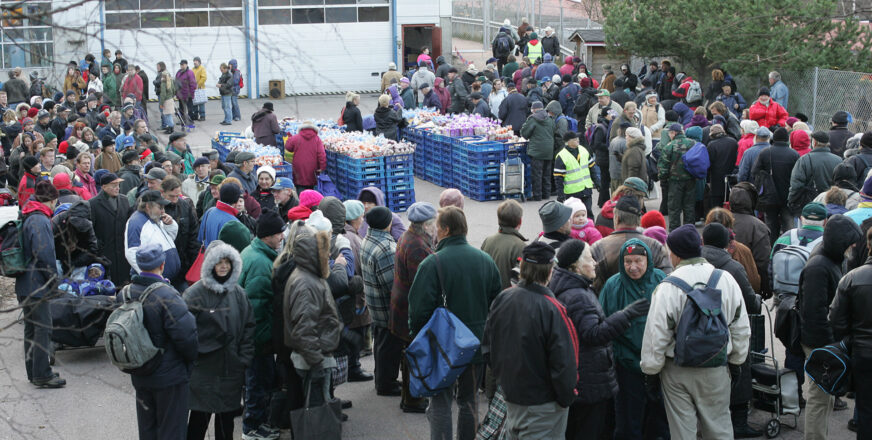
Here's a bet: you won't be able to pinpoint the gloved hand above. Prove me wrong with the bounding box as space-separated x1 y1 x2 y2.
643 373 661 395
622 298 651 320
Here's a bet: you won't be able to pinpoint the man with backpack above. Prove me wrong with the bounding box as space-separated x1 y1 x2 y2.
16 182 65 388
122 242 198 440
657 124 697 231
492 27 514 73
641 224 751 440
798 214 862 440
750 127 800 243
787 131 842 215
844 132 872 188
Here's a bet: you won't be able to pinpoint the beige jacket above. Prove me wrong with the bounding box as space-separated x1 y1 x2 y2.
640 259 751 375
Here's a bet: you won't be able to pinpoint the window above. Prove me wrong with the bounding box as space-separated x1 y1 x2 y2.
104 0 243 28
292 8 324 23
259 0 289 5
325 7 355 22
358 6 388 22
292 0 323 4
326 0 355 4
259 9 290 24
0 0 54 68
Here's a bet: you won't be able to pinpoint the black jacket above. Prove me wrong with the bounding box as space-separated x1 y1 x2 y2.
750 142 799 206
828 126 853 157
706 132 738 202
844 148 872 188
831 256 872 358
799 215 862 348
549 267 624 404
52 200 100 273
343 102 363 133
483 281 578 407
88 191 132 286
498 92 529 135
164 197 200 281
373 106 405 141
701 245 759 314
127 274 198 389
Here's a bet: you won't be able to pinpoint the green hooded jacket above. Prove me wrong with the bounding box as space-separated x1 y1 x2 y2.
239 237 279 353
520 110 556 160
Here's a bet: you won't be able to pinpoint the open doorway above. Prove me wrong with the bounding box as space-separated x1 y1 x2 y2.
402 24 442 71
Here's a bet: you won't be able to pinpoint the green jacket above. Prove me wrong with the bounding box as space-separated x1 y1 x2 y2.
159 78 176 103
239 238 279 353
657 133 695 181
408 235 502 363
103 73 119 107
168 145 196 175
502 62 519 79
520 111 556 160
480 227 527 290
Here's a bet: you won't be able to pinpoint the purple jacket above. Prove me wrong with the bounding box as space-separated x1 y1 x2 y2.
356 186 407 241
175 68 197 100
388 84 404 109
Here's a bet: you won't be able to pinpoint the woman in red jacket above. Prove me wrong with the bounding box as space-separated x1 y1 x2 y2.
748 87 788 129
285 121 326 193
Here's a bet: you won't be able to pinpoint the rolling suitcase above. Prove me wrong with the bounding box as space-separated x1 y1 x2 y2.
49 294 117 348
500 151 525 202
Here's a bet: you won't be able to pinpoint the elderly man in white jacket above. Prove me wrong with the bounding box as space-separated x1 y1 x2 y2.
640 224 751 440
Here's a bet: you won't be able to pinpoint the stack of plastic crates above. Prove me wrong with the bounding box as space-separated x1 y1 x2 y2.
453 138 506 202
385 154 415 212
210 132 244 162
502 141 533 200
426 134 453 187
337 156 385 201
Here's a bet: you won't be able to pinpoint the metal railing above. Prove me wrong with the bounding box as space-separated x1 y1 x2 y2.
450 15 577 59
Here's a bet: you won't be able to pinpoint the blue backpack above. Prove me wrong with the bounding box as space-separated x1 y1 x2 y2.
316 173 342 199
557 115 578 133
663 269 730 368
405 255 480 398
682 141 710 179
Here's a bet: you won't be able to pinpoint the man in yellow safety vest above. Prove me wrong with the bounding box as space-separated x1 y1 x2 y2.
554 131 599 214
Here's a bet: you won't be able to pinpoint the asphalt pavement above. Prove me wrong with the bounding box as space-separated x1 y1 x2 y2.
0 97 856 439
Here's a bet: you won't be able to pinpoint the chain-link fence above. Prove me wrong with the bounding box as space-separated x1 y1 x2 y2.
781 68 872 133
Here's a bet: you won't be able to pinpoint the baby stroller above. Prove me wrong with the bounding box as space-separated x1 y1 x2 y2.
750 301 801 438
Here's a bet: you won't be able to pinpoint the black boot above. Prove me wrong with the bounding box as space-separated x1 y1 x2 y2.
731 404 763 438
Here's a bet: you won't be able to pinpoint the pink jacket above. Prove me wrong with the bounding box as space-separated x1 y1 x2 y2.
569 220 602 245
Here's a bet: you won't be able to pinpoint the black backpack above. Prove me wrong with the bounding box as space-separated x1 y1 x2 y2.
573 93 595 121
494 34 513 57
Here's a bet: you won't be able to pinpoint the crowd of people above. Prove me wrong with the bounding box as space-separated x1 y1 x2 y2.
5 20 872 440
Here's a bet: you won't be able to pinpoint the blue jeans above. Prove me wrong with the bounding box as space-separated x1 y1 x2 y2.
162 113 174 129
243 353 276 433
613 363 670 440
221 95 232 123
231 94 240 120
194 102 205 119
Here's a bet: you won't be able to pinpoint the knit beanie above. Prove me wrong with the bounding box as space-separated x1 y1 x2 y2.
861 131 872 149
34 180 59 202
643 226 667 245
365 206 393 230
641 211 666 229
256 209 286 238
702 223 730 249
772 127 789 143
556 239 586 269
219 183 241 205
666 224 702 259
299 189 324 208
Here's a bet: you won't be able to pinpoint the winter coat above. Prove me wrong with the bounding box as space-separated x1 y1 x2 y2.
831 256 872 359
88 191 131 285
361 228 396 329
788 146 842 212
640 258 751 374
95 149 122 173
701 245 759 314
570 220 602 245
749 100 788 129
729 184 772 287
769 80 789 110
706 131 738 201
125 210 181 280
621 136 646 183
372 106 405 141
118 164 141 195
658 133 696 182
520 110 555 160
217 71 233 96
640 101 666 139
343 102 364 132
540 35 561 57
285 127 326 187
3 78 29 104
483 279 578 407
498 92 529 133
717 93 747 119
672 102 693 126
199 202 238 248
410 68 436 102
15 202 57 301
800 215 862 348
449 77 470 114
175 68 197 101
284 227 342 368
400 86 416 109
409 234 502 363
608 136 627 181
239 237 279 353
390 226 434 341
534 62 560 82
381 70 403 93
126 273 198 389
844 148 872 188
480 226 527 291
251 109 280 147
228 168 257 195
181 175 209 207
183 241 255 413
737 142 768 183
120 73 143 102
751 142 800 206
52 200 100 272
549 267 622 404
63 74 86 98
589 228 672 292
584 99 623 131
433 78 451 113
828 126 853 157
164 197 200 280
356 186 406 241
16 171 38 207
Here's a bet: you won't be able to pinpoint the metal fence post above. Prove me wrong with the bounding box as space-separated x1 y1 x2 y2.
812 67 819 129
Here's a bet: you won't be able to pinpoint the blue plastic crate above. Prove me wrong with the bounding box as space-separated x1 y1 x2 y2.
274 162 293 180
388 201 414 213
386 180 414 192
386 174 413 185
466 189 503 202
386 163 414 176
217 131 244 143
387 192 415 206
456 166 501 181
342 178 385 195
387 189 414 201
344 168 386 180
338 156 385 173
386 153 413 164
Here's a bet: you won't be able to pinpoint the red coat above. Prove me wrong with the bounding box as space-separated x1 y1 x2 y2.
17 172 38 207
120 74 143 102
749 100 788 129
285 128 326 187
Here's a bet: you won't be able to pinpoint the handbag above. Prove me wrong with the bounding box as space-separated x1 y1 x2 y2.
290 370 342 440
405 255 480 398
192 88 207 105
753 151 779 210
476 386 509 440
805 339 852 396
775 294 804 355
185 246 205 285
332 354 348 386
